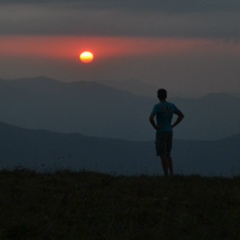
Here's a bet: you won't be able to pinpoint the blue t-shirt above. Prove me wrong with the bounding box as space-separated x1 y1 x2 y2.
151 101 181 133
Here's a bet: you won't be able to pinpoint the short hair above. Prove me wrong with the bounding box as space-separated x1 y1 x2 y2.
157 89 167 99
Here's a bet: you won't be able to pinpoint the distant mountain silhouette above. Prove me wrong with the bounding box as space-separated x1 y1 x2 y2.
0 76 239 141
0 121 239 177
174 92 240 140
97 78 189 98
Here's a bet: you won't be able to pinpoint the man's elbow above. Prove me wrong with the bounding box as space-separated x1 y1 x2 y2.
149 117 154 124
178 112 184 120
180 113 184 120
149 114 154 122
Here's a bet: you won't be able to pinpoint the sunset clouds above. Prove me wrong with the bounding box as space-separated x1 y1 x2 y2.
0 0 238 39
0 0 239 95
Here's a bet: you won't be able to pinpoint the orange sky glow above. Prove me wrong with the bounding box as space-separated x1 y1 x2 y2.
1 36 238 61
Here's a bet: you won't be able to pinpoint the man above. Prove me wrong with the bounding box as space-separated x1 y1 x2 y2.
149 89 184 176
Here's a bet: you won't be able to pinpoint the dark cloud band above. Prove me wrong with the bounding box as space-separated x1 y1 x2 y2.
0 0 239 13
0 0 238 40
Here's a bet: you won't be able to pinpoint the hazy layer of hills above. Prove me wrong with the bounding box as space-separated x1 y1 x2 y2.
97 78 196 98
0 121 239 177
0 76 239 141
97 78 240 99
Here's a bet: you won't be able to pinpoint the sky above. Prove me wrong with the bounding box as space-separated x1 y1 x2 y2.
0 0 239 96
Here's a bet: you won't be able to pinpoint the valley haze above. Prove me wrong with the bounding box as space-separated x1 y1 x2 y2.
0 76 239 177
0 121 239 177
0 76 239 141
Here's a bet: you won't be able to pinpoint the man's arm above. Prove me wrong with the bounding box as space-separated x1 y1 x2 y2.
171 111 184 128
149 113 160 130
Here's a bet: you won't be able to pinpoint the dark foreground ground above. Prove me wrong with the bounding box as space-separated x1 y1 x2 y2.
0 169 239 240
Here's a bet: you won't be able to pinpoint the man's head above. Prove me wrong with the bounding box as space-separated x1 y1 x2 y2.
157 89 167 100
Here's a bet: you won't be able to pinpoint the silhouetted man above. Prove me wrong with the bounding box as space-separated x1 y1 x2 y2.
149 89 184 176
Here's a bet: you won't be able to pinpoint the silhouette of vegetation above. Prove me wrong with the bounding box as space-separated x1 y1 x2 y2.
0 169 239 240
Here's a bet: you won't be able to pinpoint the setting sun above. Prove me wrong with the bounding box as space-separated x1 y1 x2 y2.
79 51 94 63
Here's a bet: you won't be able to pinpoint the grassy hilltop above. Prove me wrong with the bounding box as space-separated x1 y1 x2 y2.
0 170 239 240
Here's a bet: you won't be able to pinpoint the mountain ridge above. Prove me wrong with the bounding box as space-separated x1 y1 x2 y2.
0 121 239 177
0 76 239 141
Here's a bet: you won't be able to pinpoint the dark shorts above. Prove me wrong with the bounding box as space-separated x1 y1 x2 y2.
155 132 173 157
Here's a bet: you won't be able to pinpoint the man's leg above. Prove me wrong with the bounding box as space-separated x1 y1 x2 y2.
156 133 173 177
167 156 173 176
166 133 173 176
161 156 169 176
161 156 173 176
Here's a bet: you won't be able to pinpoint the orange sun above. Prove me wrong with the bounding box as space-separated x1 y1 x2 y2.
79 51 94 63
